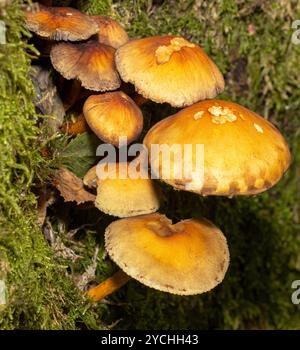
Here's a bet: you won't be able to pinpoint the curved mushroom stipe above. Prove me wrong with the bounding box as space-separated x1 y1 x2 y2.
87 270 131 302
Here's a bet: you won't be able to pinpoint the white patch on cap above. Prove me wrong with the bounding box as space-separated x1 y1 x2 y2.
155 37 195 64
193 111 204 120
208 106 237 124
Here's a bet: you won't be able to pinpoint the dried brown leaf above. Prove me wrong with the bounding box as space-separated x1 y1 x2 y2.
52 168 96 204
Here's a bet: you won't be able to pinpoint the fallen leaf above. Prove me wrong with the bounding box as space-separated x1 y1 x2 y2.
59 132 100 178
52 168 96 204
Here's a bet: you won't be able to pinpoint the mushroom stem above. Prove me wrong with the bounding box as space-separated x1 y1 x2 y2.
63 80 82 111
87 270 131 301
132 93 148 107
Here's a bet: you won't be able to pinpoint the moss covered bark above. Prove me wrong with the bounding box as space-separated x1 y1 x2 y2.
0 0 299 329
0 1 103 329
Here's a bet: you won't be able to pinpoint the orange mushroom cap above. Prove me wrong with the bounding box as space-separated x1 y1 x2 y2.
25 5 99 41
94 162 161 217
92 15 129 49
83 91 143 146
105 213 230 295
115 35 224 107
50 41 121 92
143 99 291 196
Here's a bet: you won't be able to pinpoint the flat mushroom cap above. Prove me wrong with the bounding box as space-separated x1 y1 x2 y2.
105 213 229 295
115 35 225 107
95 162 161 217
83 91 143 146
143 100 291 196
92 15 129 49
25 5 99 41
50 41 121 91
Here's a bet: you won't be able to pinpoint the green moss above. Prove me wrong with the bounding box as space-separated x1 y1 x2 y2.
76 0 112 16
0 1 103 329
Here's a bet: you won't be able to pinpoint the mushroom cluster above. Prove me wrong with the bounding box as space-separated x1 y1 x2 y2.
25 4 291 301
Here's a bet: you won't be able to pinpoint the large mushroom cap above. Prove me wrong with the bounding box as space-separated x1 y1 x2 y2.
115 35 224 107
105 213 229 295
25 5 99 41
92 15 129 49
83 91 143 146
95 162 161 217
143 100 291 196
50 41 121 91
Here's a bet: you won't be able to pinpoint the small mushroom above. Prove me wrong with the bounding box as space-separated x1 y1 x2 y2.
50 41 121 92
92 15 129 49
24 5 99 41
115 35 225 107
83 91 143 147
143 99 291 196
87 213 229 301
93 162 161 218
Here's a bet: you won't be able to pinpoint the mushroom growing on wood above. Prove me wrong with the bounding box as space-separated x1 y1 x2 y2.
143 100 291 196
92 15 129 49
24 5 99 41
92 162 161 218
50 41 121 91
115 35 225 107
87 213 229 301
83 91 143 147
